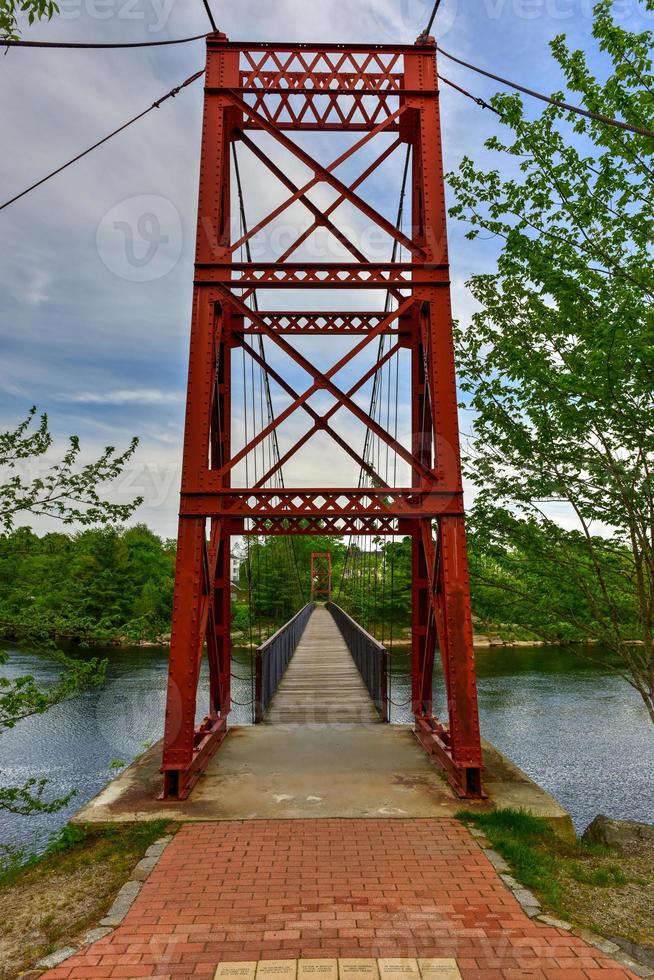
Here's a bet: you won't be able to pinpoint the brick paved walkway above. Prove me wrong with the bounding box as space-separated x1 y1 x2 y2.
42 819 636 980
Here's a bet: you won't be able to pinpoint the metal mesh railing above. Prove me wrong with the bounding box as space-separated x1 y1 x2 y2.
254 602 315 722
325 601 389 721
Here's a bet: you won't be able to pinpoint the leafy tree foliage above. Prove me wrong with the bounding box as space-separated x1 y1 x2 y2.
233 533 413 642
337 537 412 638
0 524 175 644
0 0 58 40
467 510 641 648
1 408 141 531
449 1 654 719
235 536 347 634
0 410 142 813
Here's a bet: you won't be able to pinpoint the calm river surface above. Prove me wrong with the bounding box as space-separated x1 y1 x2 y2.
1 641 652 854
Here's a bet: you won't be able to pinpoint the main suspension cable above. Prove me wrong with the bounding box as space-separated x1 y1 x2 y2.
0 68 204 211
419 0 443 39
200 0 218 33
3 34 209 48
438 46 654 140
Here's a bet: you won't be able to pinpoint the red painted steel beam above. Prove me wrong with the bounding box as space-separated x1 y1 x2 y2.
225 95 420 255
208 292 421 479
208 40 427 52
179 489 464 518
225 107 408 255
240 312 407 334
237 334 403 489
237 516 401 535
268 138 405 271
237 132 401 287
195 262 447 287
210 289 437 485
403 43 484 796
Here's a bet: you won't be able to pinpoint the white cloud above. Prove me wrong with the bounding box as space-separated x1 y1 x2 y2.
65 388 183 405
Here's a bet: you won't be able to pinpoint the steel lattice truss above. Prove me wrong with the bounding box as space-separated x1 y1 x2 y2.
161 33 484 801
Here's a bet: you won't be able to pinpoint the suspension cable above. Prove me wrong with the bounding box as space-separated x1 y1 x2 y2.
200 0 219 33
3 34 209 48
438 73 500 115
438 46 654 140
5 22 651 139
419 0 443 39
0 68 204 211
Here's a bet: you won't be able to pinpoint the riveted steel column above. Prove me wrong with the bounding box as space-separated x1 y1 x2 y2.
406 39 483 797
161 36 238 799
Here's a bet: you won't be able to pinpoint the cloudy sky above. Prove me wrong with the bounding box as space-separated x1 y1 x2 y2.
1 0 650 538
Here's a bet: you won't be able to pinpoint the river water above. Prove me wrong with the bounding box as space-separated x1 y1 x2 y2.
1 641 652 855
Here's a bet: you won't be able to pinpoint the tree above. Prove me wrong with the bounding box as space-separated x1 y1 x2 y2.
1 0 58 40
449 0 654 719
0 409 142 814
1 407 140 530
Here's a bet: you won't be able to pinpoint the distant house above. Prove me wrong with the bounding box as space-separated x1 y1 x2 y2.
230 555 246 601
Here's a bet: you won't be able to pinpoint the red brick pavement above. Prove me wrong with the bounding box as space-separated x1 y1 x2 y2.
41 819 637 980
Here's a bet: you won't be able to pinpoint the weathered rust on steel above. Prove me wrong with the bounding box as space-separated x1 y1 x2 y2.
161 32 484 800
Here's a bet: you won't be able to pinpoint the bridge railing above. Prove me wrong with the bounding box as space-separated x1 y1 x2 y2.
254 602 315 722
326 601 389 722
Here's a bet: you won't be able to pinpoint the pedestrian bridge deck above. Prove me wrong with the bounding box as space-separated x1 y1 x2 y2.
72 601 573 833
265 605 379 725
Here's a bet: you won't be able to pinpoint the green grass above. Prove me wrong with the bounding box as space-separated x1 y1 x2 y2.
456 807 644 919
457 807 564 908
0 819 176 979
570 862 629 887
0 819 170 887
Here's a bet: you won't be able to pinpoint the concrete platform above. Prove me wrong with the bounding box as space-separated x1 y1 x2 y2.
73 724 574 838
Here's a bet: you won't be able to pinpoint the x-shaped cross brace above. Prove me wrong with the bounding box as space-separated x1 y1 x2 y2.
215 288 435 486
228 95 422 260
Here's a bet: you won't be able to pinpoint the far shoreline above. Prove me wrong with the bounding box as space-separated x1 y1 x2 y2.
1 628 615 655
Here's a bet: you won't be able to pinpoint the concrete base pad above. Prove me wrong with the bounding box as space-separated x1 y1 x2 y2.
73 724 574 838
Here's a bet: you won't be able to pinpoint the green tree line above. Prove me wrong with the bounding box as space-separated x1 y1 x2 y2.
0 522 645 650
0 525 175 645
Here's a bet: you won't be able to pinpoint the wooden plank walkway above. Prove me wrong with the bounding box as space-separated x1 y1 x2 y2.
265 605 379 724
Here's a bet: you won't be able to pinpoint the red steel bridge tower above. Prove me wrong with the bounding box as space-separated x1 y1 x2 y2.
161 32 484 800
